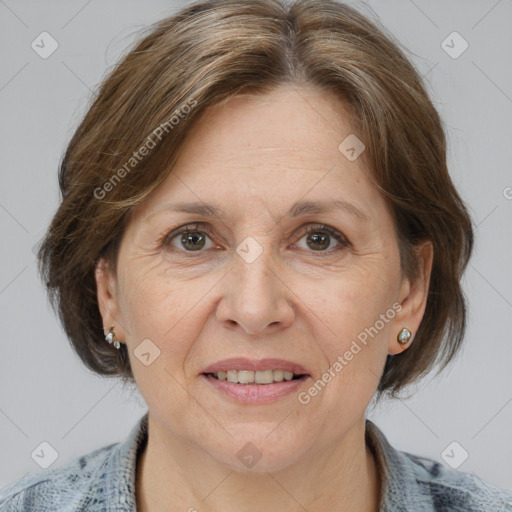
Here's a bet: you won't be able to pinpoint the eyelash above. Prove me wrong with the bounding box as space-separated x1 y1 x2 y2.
160 222 350 256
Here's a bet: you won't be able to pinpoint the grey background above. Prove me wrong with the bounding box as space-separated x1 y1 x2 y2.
1 0 511 492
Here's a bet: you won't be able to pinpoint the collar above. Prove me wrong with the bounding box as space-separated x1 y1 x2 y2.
103 411 148 511
365 418 432 511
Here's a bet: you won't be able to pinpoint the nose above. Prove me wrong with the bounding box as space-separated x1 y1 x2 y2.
215 246 295 335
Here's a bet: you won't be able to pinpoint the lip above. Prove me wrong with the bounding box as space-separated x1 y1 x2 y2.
201 357 310 375
201 374 310 404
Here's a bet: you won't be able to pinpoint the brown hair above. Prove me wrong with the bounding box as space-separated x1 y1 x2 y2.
38 0 473 398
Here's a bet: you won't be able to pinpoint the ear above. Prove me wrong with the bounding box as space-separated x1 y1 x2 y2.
95 257 125 341
388 240 434 355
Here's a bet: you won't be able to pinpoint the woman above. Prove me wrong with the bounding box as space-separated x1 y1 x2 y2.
1 0 510 510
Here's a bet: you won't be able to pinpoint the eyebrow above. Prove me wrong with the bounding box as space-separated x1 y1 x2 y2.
145 199 369 222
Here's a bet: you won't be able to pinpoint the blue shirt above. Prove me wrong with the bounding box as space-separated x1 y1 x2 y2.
1 412 511 511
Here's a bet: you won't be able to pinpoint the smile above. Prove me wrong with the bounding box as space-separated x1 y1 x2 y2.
201 372 310 404
205 369 305 384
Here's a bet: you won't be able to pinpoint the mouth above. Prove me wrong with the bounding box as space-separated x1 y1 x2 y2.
203 370 309 384
200 358 312 404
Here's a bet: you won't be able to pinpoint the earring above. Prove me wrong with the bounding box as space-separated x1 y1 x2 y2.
397 328 412 345
105 326 121 349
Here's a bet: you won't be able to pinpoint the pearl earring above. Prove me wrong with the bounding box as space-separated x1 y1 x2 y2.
105 326 121 349
397 328 412 345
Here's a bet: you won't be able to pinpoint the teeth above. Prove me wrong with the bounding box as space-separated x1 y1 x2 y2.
273 370 284 382
238 370 255 384
210 369 302 384
255 370 273 384
227 370 238 383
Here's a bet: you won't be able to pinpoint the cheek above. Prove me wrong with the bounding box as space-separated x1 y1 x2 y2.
300 281 394 436
117 256 216 364
302 256 399 397
117 273 200 412
311 256 399 344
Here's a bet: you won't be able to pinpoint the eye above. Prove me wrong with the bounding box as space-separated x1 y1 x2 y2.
294 224 349 254
161 222 350 255
163 223 217 252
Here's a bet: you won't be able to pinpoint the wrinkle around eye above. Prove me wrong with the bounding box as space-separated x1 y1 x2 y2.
139 215 379 258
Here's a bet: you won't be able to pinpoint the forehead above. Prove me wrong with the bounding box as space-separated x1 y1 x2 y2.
178 85 361 171
134 85 386 224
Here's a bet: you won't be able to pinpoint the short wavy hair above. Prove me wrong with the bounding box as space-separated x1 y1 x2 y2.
38 0 474 399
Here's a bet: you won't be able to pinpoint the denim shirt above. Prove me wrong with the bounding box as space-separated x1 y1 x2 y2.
1 412 511 511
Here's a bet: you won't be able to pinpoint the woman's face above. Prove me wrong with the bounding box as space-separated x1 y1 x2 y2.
96 84 431 473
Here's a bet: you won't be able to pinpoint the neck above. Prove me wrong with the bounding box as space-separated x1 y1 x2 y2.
136 415 381 512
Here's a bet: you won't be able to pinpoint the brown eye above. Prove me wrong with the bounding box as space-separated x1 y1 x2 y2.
163 223 216 253
295 224 349 254
161 222 349 256
305 231 331 251
177 231 207 251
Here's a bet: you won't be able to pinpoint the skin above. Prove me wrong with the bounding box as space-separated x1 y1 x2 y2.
95 84 433 512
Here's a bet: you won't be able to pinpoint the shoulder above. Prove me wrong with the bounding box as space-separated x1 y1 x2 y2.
401 450 512 512
0 442 118 512
366 419 512 512
0 412 148 511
